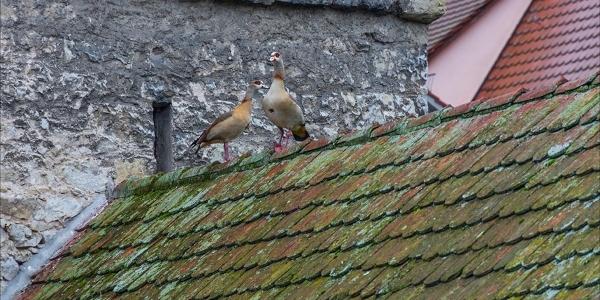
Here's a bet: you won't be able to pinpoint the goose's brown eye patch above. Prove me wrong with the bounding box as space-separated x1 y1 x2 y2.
254 80 261 85
274 52 280 58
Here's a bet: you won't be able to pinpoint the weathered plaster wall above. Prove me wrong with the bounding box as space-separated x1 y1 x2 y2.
0 0 430 290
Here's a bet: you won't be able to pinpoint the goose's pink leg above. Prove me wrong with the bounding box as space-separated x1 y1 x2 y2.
274 128 285 153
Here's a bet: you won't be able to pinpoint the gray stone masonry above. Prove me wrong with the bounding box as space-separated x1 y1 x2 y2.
0 0 443 292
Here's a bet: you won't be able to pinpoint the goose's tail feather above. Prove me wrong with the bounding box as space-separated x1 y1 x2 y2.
291 124 309 141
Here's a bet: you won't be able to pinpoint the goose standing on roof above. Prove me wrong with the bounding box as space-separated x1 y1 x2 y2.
190 80 268 162
262 51 310 152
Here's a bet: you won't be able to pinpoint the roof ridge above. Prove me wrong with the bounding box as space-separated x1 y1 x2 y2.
113 72 599 199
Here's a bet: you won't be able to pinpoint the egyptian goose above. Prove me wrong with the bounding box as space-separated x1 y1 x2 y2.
190 80 268 161
262 51 309 152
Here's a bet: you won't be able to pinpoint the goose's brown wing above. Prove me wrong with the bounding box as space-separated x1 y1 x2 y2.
190 112 233 152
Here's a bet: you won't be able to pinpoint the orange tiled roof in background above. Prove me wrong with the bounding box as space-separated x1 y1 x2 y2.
427 0 531 107
428 0 492 53
476 0 600 99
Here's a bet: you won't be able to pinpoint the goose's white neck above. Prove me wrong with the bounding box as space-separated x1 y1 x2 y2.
267 78 286 95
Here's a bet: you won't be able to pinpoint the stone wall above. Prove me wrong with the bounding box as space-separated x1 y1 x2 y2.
0 0 438 291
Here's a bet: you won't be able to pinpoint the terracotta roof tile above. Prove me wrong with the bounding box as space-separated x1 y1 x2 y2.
477 0 600 99
20 76 600 299
428 0 492 53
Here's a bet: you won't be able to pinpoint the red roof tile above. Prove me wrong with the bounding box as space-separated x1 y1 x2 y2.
428 0 492 53
19 74 600 299
477 0 600 99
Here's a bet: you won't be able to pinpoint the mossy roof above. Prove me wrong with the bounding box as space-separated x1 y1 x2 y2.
21 73 600 299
